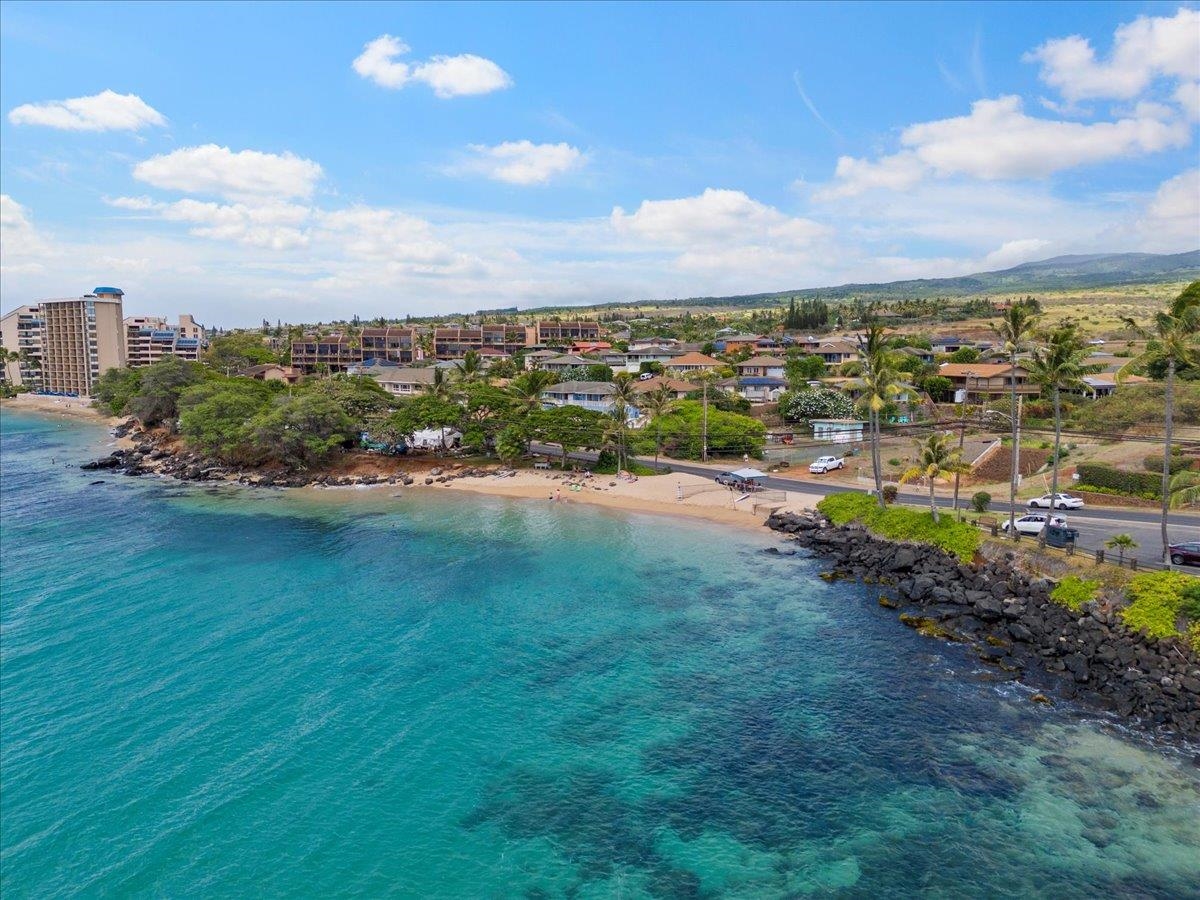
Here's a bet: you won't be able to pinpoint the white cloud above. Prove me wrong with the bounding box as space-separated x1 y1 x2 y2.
1024 8 1200 103
0 195 52 274
1175 81 1200 121
317 207 461 266
455 141 585 185
7 90 165 132
612 188 826 248
980 238 1054 270
823 95 1190 196
132 145 323 200
161 199 311 250
817 153 924 200
1136 168 1200 248
105 195 158 211
352 34 512 98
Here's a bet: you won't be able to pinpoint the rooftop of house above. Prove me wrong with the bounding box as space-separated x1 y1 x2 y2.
670 351 722 366
632 376 695 394
542 354 596 366
541 380 617 395
371 367 437 384
736 355 786 367
938 362 1026 377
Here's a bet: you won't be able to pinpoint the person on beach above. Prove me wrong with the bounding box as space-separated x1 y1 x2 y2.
555 488 562 502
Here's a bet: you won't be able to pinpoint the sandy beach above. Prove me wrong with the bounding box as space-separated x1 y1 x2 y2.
1 393 122 425
432 468 825 530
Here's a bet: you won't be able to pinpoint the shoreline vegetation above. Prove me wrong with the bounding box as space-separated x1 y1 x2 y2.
0 395 819 533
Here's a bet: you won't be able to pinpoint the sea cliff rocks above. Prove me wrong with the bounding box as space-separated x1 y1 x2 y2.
766 510 1200 741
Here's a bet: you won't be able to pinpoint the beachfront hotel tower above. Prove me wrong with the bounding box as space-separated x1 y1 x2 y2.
37 288 127 396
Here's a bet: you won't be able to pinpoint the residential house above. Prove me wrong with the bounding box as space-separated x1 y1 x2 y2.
938 362 1036 397
370 366 438 396
628 337 680 351
668 351 722 375
632 376 695 400
735 355 786 378
571 340 612 354
1077 373 1149 398
539 353 599 374
730 376 788 403
715 334 764 354
241 363 303 384
540 380 631 417
623 345 683 372
814 340 858 366
932 336 973 355
523 349 561 370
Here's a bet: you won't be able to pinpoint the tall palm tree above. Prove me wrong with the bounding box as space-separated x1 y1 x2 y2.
422 366 455 400
454 349 486 384
638 384 677 470
856 324 904 509
992 301 1039 538
1121 282 1199 560
507 369 558 413
898 432 971 523
608 373 640 472
1025 324 1103 544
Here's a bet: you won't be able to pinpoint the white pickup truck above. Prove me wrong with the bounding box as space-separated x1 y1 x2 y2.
808 455 845 474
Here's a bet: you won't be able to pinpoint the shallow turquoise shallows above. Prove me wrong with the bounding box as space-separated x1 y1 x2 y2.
2 409 1199 898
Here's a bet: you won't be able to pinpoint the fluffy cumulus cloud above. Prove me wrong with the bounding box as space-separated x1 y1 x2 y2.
1136 168 1200 248
1024 8 1200 103
132 145 323 200
454 141 585 185
7 90 166 131
824 96 1190 197
0 194 50 272
352 34 512 98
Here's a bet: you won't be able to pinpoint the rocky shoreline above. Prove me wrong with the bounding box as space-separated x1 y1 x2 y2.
81 421 502 488
766 510 1200 742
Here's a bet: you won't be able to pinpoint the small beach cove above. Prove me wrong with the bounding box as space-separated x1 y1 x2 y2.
4 405 1200 897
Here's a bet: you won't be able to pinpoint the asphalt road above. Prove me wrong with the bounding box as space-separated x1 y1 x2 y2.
530 443 1199 565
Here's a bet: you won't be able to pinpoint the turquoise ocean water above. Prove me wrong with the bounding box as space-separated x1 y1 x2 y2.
2 408 1199 898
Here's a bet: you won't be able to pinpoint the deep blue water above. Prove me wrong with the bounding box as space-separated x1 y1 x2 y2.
2 408 1199 898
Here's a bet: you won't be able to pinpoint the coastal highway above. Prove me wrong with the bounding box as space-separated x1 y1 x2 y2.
529 443 1199 565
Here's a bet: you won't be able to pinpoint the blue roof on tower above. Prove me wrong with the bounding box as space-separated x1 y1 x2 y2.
93 286 123 295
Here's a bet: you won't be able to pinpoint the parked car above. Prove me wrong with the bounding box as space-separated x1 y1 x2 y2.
715 472 746 486
1169 542 1200 567
1028 492 1085 510
809 455 845 474
1001 513 1067 535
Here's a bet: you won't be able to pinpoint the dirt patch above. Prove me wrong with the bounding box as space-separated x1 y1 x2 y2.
971 446 1051 482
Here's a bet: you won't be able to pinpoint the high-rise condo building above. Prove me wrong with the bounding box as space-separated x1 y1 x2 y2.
125 314 204 366
38 287 127 396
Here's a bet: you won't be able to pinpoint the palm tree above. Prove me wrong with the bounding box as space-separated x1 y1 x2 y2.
422 366 455 400
992 301 1039 538
1025 324 1103 544
1167 469 1200 510
898 431 971 523
1121 281 1200 560
1105 533 1137 567
507 369 558 413
685 369 721 462
454 349 486 384
856 324 905 509
608 373 640 472
638 384 677 470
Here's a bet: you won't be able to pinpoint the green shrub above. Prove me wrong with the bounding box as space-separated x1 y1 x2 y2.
1121 571 1198 640
1142 452 1192 475
816 493 981 562
970 491 991 513
1051 576 1101 611
881 484 898 505
1180 581 1200 622
888 458 901 467
1075 464 1161 499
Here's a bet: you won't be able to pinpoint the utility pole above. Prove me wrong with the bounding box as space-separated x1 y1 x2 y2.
701 378 709 462
952 402 967 520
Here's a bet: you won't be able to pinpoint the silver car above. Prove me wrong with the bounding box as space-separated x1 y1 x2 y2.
1028 493 1085 510
1002 513 1067 535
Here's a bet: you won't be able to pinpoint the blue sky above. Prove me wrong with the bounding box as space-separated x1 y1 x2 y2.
2 1 1197 326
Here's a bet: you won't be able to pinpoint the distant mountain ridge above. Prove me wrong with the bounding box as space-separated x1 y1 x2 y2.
602 250 1200 309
